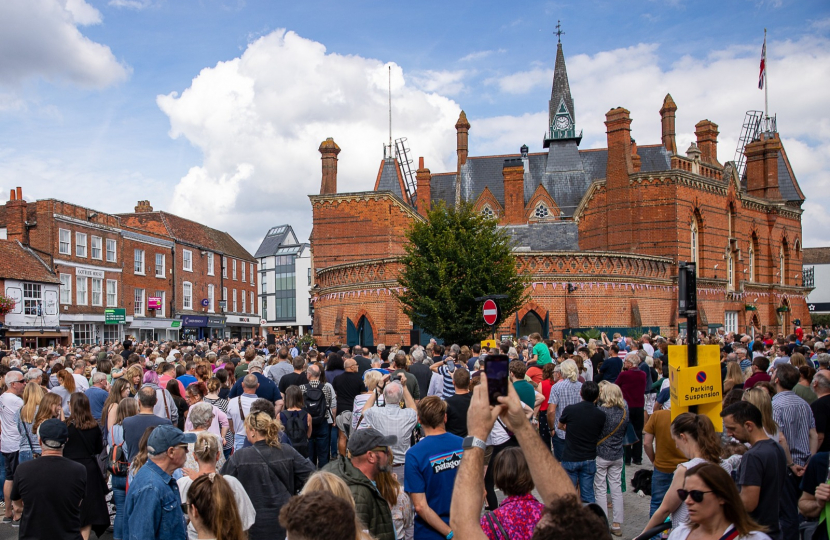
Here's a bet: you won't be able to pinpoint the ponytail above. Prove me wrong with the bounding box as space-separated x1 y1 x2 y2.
193 431 220 464
186 474 245 540
244 411 282 448
671 412 723 464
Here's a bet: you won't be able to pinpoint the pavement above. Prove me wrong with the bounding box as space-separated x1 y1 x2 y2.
0 457 659 540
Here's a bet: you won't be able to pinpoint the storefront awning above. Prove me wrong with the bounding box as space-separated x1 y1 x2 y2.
5 331 69 338
129 319 178 330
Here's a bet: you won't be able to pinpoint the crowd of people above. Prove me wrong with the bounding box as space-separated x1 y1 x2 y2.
0 326 827 540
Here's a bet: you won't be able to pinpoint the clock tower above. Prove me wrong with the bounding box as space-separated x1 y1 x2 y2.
544 41 582 147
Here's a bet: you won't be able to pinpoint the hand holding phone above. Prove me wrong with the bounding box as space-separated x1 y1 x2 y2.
484 354 510 406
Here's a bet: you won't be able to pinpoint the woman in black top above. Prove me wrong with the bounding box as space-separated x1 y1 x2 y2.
166 379 188 430
64 392 110 539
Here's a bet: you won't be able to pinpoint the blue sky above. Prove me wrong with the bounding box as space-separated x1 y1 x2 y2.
1 0 828 251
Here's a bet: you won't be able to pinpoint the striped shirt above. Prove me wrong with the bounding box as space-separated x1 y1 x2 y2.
437 365 456 398
548 379 583 440
772 390 815 466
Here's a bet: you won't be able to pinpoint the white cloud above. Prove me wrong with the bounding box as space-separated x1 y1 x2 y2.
459 49 506 62
108 0 152 8
471 35 830 246
409 69 468 96
0 0 128 94
157 29 461 248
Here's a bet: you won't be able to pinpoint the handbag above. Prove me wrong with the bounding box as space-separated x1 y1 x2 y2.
622 423 639 446
18 417 39 459
107 426 130 477
597 409 627 446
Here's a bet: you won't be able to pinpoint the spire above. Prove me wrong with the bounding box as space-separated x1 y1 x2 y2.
544 41 581 147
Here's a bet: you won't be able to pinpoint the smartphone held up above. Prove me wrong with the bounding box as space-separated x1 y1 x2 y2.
484 354 510 406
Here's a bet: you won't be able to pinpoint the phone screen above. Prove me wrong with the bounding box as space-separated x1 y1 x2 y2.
485 354 510 406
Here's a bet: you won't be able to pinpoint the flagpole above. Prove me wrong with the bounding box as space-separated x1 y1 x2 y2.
764 28 768 120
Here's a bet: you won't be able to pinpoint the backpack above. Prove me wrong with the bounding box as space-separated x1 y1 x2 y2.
304 385 327 426
282 411 309 458
631 469 653 496
108 427 129 477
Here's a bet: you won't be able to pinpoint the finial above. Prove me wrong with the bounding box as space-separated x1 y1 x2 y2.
555 20 564 43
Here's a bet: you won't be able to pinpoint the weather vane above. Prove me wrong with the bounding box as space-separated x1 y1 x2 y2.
555 20 564 43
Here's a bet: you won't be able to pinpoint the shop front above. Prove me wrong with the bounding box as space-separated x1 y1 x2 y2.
180 315 225 341
2 326 71 349
128 318 181 343
226 315 259 340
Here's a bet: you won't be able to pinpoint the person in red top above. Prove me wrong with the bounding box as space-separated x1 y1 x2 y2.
616 353 647 466
537 363 560 453
744 357 772 389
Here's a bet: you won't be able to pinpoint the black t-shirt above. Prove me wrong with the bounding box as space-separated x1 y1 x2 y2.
353 356 371 377
11 455 86 540
279 372 309 394
812 396 830 453
559 401 606 462
121 413 172 460
332 372 365 413
445 392 472 437
736 438 786 539
801 452 830 540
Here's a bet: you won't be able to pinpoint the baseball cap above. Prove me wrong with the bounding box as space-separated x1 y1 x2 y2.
38 419 69 449
347 427 397 457
147 424 197 455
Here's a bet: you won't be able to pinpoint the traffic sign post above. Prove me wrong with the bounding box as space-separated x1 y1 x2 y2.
483 299 498 326
668 344 722 427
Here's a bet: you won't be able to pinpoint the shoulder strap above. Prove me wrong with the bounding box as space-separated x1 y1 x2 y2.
484 511 510 540
19 417 35 454
238 396 245 421
717 525 740 540
597 408 627 446
161 389 170 420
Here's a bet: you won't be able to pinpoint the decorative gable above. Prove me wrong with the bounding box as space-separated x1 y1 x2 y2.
524 184 560 222
473 187 503 220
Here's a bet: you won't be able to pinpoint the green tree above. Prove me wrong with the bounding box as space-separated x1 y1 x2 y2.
397 202 527 345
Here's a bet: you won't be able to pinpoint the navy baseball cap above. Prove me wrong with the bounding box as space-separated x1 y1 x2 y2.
38 419 69 449
147 424 196 455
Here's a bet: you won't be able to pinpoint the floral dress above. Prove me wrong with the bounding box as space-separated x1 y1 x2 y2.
480 493 544 540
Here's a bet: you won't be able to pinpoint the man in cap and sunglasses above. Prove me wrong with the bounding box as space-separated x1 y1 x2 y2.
11 419 86 538
324 427 397 540
124 424 196 540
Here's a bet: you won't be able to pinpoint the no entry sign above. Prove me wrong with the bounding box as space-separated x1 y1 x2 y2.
483 299 498 326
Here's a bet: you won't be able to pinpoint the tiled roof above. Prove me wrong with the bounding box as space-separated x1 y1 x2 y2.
803 248 830 265
505 221 579 251
375 158 406 199
118 212 255 262
0 241 60 283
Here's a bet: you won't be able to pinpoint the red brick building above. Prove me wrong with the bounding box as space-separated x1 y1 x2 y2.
309 43 810 347
0 192 258 345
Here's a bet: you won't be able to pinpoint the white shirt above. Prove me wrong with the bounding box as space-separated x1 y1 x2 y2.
668 523 770 540
178 474 256 539
227 394 258 436
0 392 24 452
73 373 90 391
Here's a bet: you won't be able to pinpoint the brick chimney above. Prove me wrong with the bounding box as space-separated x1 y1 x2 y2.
502 159 525 225
631 138 641 173
695 120 720 166
455 111 470 167
5 187 27 244
659 94 677 155
415 157 431 216
744 132 782 200
134 200 153 213
605 108 634 250
319 138 341 195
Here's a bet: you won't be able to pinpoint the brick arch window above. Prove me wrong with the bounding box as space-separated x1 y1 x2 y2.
748 235 758 283
727 252 735 291
481 205 495 219
690 215 700 273
779 243 787 285
534 203 550 219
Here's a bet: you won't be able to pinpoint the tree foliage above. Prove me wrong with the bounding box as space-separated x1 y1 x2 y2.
397 202 527 345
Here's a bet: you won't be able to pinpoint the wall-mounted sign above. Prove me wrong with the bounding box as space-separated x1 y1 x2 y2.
105 308 126 324
76 268 105 279
148 297 162 310
201 299 210 307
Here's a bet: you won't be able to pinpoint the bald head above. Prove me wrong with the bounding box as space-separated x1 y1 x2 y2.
344 359 357 372
242 374 259 393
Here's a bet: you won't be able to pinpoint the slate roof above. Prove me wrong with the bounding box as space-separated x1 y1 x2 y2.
117 211 255 262
803 248 830 265
430 144 672 217
254 225 301 259
0 240 60 283
739 144 804 203
549 43 575 127
505 221 579 251
375 158 407 199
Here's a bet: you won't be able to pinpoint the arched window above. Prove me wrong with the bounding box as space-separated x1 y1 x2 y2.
727 253 735 291
481 205 495 219
728 204 735 238
748 238 756 283
690 217 700 273
534 203 550 219
779 244 786 285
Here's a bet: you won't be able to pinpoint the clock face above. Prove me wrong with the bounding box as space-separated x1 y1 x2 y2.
555 116 571 130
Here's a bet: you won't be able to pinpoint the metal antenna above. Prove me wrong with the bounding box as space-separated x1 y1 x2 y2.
388 65 393 158
555 20 564 43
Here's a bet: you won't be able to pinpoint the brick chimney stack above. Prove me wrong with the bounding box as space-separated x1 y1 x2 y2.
694 120 720 167
659 94 678 155
319 138 341 195
415 157 432 216
502 159 525 225
455 111 470 167
134 200 153 213
744 132 782 200
631 138 641 173
6 187 27 244
605 108 634 250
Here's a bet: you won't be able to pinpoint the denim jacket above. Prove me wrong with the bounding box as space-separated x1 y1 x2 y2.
124 460 186 540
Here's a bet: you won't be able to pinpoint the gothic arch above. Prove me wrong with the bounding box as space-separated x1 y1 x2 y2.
473 187 503 218
351 308 378 336
517 300 547 322
525 184 560 221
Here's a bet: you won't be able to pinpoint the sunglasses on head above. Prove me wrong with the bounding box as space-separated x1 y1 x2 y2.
677 489 713 503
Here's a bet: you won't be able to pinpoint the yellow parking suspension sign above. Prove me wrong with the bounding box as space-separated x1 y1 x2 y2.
668 344 722 427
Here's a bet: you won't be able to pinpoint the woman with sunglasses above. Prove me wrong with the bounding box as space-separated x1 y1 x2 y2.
641 413 732 536
669 462 769 539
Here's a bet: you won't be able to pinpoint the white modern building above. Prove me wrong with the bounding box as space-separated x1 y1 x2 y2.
255 225 312 336
803 248 827 315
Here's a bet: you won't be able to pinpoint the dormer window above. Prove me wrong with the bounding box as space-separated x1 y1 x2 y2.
481 205 495 219
534 203 550 219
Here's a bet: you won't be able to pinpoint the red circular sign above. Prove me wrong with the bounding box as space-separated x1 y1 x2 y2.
483 299 498 326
